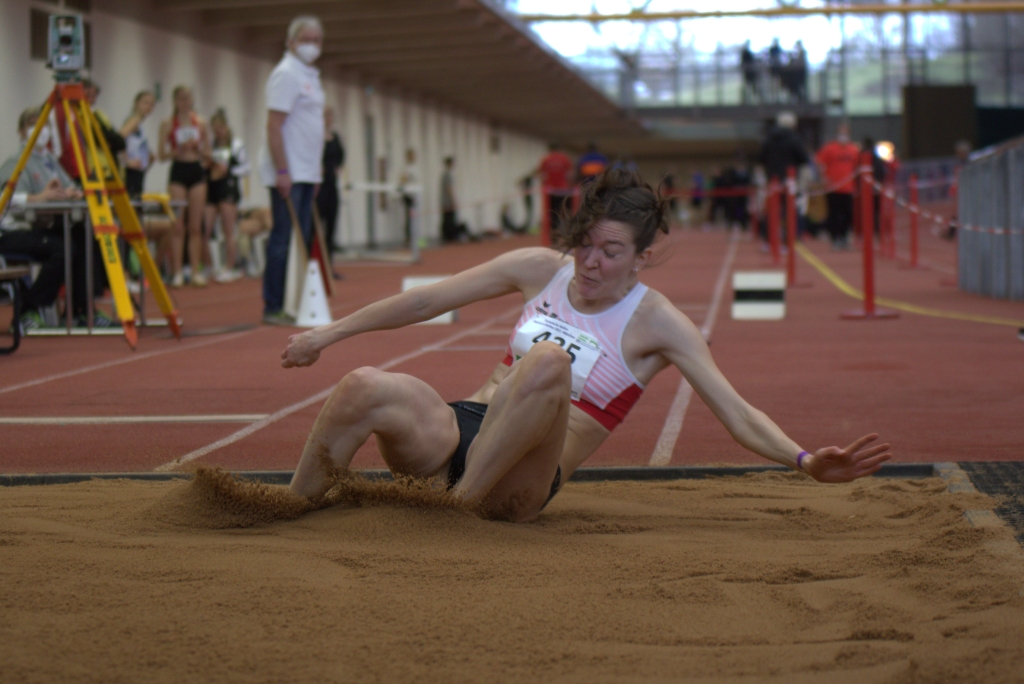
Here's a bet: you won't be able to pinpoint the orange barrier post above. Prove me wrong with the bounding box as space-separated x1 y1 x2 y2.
784 167 810 287
767 180 781 265
540 186 551 247
842 158 897 320
909 177 919 266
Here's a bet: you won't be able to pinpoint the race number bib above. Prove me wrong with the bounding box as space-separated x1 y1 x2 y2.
511 316 601 401
174 126 200 146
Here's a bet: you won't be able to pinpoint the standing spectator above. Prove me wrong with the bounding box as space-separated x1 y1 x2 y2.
259 15 325 325
662 170 678 224
690 170 706 227
120 90 156 197
816 121 859 249
731 153 752 230
759 111 809 182
158 85 209 287
709 166 731 226
767 39 784 103
575 142 608 185
789 41 808 103
317 106 344 258
740 41 760 103
205 108 248 282
400 147 417 248
536 142 574 234
440 156 469 243
757 111 809 242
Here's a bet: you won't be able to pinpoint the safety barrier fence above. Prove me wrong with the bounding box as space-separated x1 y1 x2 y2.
956 136 1024 300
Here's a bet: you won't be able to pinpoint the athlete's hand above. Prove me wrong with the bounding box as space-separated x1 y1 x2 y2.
275 171 292 199
281 331 321 368
803 433 891 483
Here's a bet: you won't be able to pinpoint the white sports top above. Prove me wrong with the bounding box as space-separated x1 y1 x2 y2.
503 263 647 430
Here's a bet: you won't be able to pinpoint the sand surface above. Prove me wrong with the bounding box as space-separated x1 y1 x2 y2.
2 471 1023 684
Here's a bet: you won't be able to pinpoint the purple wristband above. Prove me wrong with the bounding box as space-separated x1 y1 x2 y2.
796 450 810 470
277 168 289 176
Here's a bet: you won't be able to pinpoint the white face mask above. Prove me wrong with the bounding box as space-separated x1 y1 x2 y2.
31 125 51 152
295 43 321 64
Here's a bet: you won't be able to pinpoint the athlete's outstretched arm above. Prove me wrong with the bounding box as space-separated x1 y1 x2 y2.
281 248 566 368
649 298 891 482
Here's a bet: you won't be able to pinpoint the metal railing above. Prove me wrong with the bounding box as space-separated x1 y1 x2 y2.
957 135 1024 300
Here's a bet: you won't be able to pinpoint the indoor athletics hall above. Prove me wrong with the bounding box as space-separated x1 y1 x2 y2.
1 1 1023 682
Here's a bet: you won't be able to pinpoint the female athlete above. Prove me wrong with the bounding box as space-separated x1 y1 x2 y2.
280 169 891 522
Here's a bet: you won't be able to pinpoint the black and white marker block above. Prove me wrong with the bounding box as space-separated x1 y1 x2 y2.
731 271 786 320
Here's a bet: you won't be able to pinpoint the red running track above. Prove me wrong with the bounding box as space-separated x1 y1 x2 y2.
1 223 1022 474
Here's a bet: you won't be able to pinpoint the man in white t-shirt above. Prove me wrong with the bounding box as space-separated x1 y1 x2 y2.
259 15 325 325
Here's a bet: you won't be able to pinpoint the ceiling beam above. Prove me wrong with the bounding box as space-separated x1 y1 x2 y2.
246 24 473 44
322 49 525 66
518 1 1024 21
202 3 456 26
316 36 507 56
156 0 345 11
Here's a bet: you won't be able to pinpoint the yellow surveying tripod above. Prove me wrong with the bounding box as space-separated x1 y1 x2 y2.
0 81 181 348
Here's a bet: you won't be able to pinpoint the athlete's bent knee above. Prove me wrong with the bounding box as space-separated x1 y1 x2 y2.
328 366 388 420
520 341 571 392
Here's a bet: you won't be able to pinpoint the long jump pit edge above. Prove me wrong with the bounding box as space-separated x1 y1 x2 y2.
1 464 1022 684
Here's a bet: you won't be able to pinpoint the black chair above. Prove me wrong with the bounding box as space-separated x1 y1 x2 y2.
0 263 31 354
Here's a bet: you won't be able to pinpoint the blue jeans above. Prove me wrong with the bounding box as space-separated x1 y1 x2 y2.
263 183 314 314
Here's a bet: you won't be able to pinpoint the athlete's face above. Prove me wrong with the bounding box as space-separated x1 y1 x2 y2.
573 220 648 301
174 89 193 115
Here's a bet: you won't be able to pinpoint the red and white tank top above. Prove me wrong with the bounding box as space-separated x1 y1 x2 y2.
168 113 200 152
503 263 647 430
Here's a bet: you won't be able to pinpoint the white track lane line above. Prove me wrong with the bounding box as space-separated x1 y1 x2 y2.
0 415 267 425
0 329 256 397
154 307 521 472
649 229 740 466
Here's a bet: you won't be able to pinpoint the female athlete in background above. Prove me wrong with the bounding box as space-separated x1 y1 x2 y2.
280 168 891 522
158 85 209 287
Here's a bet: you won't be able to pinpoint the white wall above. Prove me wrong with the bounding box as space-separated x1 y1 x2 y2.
0 0 546 247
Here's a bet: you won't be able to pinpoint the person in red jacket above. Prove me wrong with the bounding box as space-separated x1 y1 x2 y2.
537 143 574 235
816 121 860 249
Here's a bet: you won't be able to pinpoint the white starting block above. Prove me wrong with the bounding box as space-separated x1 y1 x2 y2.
402 276 457 325
732 271 786 320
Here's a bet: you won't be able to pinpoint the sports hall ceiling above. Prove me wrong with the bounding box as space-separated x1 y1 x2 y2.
146 0 641 145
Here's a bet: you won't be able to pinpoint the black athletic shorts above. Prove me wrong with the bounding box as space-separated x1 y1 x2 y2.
446 401 562 507
168 161 205 190
207 176 239 205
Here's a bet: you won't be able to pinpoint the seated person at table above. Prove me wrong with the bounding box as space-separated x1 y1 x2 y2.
0 106 113 329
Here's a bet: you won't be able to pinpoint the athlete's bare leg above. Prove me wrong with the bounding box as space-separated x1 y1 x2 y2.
168 183 187 277
289 367 461 499
290 343 571 522
455 341 572 522
186 182 207 277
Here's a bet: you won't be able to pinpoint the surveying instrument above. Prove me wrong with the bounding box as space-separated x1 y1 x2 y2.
0 14 180 348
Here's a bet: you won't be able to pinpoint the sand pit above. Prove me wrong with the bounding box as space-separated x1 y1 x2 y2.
2 471 1022 683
